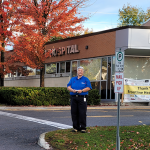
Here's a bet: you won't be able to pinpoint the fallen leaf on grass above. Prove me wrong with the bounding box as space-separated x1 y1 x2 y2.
100 135 105 137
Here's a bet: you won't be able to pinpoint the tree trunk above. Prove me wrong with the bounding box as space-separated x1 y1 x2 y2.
40 64 45 87
0 8 4 87
0 50 4 86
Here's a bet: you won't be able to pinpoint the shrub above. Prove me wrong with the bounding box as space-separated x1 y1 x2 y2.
88 89 101 105
0 87 100 106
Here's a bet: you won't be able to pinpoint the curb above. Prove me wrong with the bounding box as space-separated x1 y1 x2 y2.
38 132 53 150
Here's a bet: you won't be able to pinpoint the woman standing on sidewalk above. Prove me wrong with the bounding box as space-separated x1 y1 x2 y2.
67 66 92 133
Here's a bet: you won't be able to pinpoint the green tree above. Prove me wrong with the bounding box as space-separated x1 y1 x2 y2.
118 4 150 26
48 28 93 42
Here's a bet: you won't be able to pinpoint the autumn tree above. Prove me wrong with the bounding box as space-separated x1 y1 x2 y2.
118 4 150 26
10 0 88 87
0 0 15 86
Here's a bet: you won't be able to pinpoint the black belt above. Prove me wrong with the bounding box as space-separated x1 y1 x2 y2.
71 95 88 97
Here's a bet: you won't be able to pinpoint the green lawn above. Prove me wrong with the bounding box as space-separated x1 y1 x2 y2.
45 125 150 150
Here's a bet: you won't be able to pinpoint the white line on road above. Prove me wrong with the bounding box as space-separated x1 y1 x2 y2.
0 111 72 129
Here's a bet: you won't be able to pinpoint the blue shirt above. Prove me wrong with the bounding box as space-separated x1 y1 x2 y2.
67 76 92 95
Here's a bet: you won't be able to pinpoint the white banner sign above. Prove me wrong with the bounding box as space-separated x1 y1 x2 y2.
124 78 150 102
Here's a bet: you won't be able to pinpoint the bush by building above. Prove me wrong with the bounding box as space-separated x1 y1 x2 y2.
0 87 101 106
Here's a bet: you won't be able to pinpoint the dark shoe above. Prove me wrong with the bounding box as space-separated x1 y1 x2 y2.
72 129 78 132
81 130 86 133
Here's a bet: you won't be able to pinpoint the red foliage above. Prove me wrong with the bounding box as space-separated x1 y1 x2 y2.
0 0 17 77
0 0 88 86
9 0 88 70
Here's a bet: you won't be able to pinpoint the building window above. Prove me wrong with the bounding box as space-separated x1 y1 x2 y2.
101 57 107 80
5 73 10 78
124 56 150 79
17 68 22 76
72 61 77 77
27 67 36 76
57 63 59 73
36 69 40 75
107 57 111 99
111 56 115 80
46 63 56 74
11 71 17 77
91 81 100 91
66 62 70 72
60 62 65 73
80 58 101 81
46 61 70 75
111 81 115 99
101 81 106 99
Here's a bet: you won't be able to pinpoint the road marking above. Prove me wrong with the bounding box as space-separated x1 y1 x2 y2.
87 115 133 117
121 115 134 117
88 110 108 112
88 115 115 117
138 120 146 125
54 115 134 118
132 110 150 112
0 111 72 129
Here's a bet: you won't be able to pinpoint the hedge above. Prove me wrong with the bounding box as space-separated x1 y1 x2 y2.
0 87 101 106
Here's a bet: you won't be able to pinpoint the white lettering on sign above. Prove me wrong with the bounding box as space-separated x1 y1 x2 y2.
115 72 124 93
47 45 80 57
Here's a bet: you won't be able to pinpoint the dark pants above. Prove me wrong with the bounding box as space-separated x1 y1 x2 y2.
70 96 87 131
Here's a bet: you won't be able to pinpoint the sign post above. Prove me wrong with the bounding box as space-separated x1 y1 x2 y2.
115 50 124 150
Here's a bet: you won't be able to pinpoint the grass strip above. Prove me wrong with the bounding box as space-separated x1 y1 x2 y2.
45 125 150 150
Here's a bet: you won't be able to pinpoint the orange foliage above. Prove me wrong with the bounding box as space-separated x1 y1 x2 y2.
9 0 88 70
0 0 18 77
0 0 88 86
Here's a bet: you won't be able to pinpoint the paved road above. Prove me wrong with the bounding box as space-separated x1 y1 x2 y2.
0 106 150 150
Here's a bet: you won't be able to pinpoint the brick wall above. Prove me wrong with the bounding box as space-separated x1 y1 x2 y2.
45 31 116 63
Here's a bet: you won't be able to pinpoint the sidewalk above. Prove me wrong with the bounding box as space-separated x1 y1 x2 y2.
0 105 150 111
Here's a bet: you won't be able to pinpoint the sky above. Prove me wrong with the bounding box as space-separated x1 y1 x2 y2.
80 0 150 32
